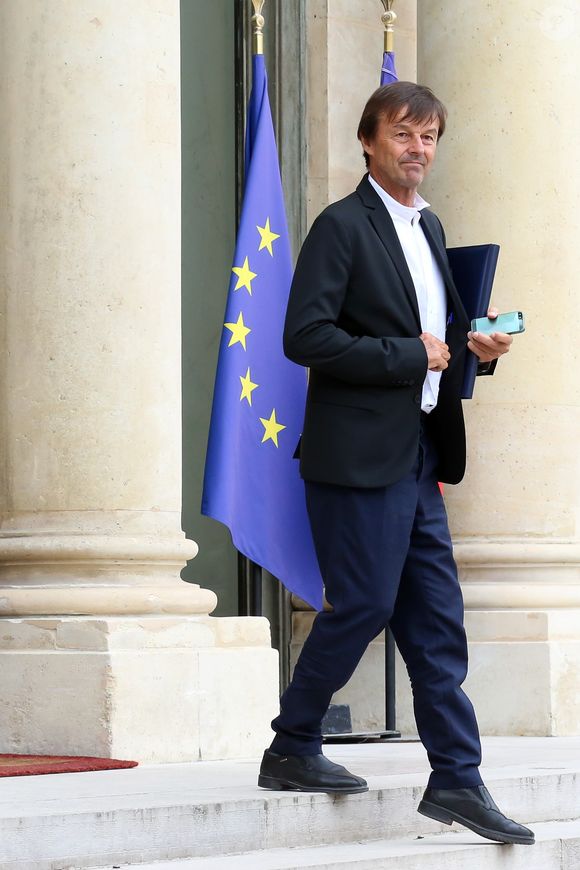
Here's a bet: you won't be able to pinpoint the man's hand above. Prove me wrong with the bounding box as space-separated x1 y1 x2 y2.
467 306 513 363
420 332 450 372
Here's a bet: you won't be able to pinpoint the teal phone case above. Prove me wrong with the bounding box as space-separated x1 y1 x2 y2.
471 311 525 335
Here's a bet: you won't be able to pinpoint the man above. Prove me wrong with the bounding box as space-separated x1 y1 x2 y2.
258 82 534 846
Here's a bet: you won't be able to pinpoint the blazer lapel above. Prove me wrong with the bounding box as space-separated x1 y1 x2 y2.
357 176 471 335
357 177 422 332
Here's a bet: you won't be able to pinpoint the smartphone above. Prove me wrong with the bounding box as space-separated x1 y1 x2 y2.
471 310 525 335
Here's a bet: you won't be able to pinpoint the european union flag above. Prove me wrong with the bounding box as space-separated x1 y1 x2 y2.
201 54 323 611
380 50 398 85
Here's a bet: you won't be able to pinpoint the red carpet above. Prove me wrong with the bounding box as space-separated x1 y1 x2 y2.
0 754 138 777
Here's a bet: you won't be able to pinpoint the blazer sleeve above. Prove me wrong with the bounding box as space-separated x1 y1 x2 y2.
283 211 428 387
477 359 498 376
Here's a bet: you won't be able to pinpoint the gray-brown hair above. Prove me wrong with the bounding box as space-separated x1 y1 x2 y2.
357 81 447 167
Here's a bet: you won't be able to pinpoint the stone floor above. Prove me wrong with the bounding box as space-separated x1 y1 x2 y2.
4 734 577 804
2 737 580 869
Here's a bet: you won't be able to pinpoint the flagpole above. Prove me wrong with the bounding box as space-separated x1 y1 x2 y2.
251 0 265 56
325 0 401 743
379 1 399 86
324 1 403 745
238 0 268 619
380 0 397 54
381 0 400 739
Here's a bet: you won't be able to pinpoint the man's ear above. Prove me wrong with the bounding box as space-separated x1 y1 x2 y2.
359 136 373 159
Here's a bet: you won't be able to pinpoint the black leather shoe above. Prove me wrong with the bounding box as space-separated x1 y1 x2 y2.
258 749 368 794
418 785 535 845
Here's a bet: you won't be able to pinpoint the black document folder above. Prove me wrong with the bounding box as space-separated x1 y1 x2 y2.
446 244 500 399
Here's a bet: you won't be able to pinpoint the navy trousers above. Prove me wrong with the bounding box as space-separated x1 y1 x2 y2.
270 425 483 789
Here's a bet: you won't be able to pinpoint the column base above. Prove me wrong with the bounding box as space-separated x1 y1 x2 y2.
462 609 580 736
396 609 580 737
0 615 279 762
292 609 580 738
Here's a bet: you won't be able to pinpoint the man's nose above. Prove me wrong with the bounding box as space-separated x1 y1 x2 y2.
408 134 425 154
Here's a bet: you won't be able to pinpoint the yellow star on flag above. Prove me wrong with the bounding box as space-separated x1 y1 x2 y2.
257 218 280 256
232 256 257 295
224 311 251 350
239 367 259 405
259 408 286 448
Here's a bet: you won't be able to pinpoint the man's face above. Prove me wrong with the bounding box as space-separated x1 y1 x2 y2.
360 108 439 203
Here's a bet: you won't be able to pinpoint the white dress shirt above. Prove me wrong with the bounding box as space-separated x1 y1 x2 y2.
368 174 447 413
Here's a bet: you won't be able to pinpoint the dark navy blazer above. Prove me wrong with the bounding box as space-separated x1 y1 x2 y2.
283 175 472 488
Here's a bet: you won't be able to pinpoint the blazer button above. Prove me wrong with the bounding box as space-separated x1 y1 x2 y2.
413 393 421 405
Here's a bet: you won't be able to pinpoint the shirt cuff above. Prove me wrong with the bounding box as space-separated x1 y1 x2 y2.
477 359 498 377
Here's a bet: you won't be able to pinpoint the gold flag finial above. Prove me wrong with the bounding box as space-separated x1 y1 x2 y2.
380 0 397 54
252 0 266 56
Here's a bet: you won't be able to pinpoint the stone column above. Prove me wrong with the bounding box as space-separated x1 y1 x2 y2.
416 0 580 734
0 1 278 761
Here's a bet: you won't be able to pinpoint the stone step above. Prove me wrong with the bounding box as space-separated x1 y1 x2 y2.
103 819 580 870
1 739 579 870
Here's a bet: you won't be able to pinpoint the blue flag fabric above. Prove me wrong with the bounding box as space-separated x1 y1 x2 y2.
201 54 323 611
380 50 398 85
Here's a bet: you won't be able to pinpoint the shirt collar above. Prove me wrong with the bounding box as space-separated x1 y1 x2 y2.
368 173 430 224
